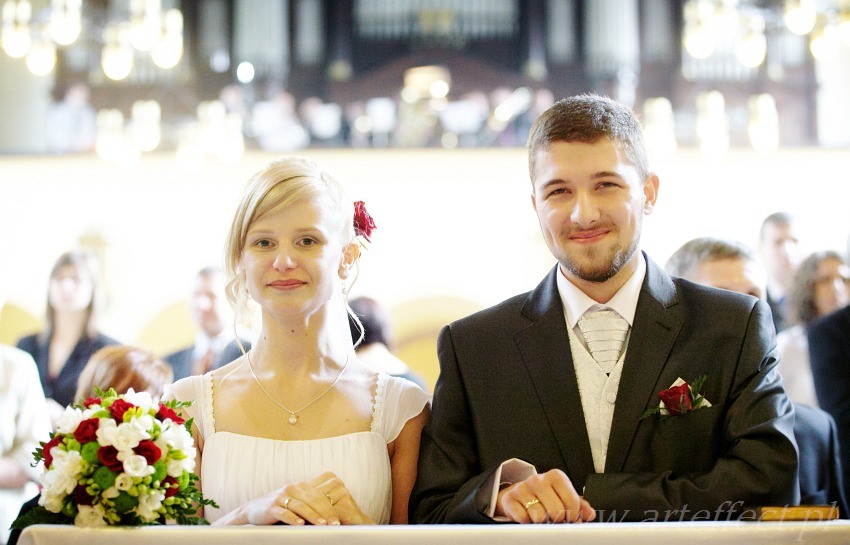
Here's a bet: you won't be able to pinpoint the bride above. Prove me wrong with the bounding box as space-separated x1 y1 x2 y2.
165 156 430 525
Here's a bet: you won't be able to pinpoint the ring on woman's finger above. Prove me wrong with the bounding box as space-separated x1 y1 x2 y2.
283 497 291 510
523 498 540 510
325 493 335 505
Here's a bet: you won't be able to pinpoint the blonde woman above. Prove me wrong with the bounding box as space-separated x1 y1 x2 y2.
165 156 429 526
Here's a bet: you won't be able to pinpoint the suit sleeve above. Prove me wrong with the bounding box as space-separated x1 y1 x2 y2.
409 325 507 524
584 300 799 519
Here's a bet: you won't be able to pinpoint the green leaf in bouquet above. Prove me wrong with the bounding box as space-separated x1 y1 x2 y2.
10 506 70 530
113 491 139 513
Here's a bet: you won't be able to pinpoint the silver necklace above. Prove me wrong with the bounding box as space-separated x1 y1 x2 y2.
245 350 350 425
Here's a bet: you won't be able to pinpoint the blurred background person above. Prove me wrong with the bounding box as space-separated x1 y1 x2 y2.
666 236 847 514
44 82 96 154
250 88 310 152
778 251 850 407
758 212 802 333
75 345 174 403
665 237 767 299
16 250 118 424
1 294 52 545
348 296 427 390
164 267 251 381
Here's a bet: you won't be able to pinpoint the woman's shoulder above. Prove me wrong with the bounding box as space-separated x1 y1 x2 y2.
15 333 39 351
164 374 206 403
375 374 430 442
91 332 121 347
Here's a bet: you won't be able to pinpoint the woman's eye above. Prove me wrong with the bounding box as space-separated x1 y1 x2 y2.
299 237 319 247
254 239 274 248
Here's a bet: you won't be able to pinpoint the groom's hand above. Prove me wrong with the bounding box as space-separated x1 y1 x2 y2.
495 469 596 524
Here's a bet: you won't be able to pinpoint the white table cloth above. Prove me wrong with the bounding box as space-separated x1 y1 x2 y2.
18 520 850 545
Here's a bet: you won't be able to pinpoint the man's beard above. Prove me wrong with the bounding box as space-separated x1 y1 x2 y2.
559 233 641 283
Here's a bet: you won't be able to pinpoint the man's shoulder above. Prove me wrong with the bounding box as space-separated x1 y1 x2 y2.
448 291 532 330
669 275 759 312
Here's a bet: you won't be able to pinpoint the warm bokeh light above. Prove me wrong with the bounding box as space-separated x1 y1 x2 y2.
784 0 817 36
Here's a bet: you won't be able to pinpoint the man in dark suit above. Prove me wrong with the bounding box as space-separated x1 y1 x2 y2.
666 236 846 516
809 304 850 507
409 95 798 524
165 267 250 380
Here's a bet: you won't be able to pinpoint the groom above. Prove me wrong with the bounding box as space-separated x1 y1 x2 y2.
409 94 798 523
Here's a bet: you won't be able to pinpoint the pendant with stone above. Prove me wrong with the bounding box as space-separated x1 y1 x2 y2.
288 414 298 424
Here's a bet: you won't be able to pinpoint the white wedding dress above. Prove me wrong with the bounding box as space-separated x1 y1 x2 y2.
170 372 430 524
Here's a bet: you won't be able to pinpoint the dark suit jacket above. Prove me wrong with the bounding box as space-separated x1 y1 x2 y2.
793 403 848 516
808 304 850 505
164 339 250 381
410 255 799 523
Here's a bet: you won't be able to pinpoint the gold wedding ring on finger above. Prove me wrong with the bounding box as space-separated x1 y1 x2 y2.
283 497 291 510
523 498 540 509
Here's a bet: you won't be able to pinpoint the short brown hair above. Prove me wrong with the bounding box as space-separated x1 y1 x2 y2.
75 345 173 402
527 94 649 185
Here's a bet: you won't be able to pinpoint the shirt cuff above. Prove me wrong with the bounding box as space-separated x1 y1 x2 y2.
485 458 537 518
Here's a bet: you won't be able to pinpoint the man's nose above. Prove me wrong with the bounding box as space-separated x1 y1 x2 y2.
570 191 600 226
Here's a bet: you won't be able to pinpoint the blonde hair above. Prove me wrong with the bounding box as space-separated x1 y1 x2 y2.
75 345 173 402
224 156 357 319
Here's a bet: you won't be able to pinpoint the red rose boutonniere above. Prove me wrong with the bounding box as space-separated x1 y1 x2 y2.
642 375 711 419
353 200 376 243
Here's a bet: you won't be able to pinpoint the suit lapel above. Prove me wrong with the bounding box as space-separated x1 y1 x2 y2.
605 255 682 472
516 267 595 487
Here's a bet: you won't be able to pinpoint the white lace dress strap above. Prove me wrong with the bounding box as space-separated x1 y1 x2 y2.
370 374 431 443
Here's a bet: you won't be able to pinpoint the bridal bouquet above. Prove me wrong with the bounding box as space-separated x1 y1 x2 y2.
13 388 216 528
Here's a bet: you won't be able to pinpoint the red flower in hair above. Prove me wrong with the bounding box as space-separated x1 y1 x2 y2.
353 201 376 242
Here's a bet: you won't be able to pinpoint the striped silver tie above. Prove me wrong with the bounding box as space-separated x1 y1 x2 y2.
578 309 629 373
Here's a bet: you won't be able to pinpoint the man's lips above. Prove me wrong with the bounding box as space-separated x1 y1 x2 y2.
568 229 609 243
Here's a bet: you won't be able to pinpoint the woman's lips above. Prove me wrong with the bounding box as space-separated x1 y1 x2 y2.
268 279 305 289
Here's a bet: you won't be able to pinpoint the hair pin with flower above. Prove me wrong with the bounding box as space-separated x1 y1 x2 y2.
353 200 377 244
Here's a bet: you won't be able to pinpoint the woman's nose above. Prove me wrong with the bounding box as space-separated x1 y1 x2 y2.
273 249 295 271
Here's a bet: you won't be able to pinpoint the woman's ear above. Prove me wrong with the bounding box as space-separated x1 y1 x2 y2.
339 242 361 279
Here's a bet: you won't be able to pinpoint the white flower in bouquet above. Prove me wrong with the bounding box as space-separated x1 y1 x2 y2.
12 388 217 530
75 504 108 527
55 407 84 435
